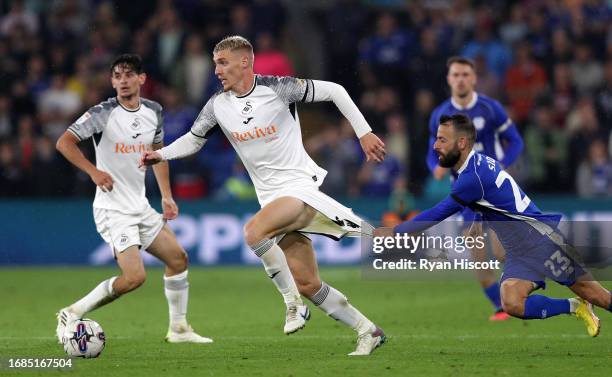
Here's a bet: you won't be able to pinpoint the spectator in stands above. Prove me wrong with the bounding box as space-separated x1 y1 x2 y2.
160 85 198 145
567 96 607 185
525 9 549 61
594 60 612 133
151 4 185 77
0 0 38 36
253 32 294 77
37 74 81 139
461 5 512 79
407 89 435 192
0 140 24 196
473 54 501 99
550 63 576 126
544 28 573 74
577 138 612 197
357 135 402 197
16 115 35 173
499 4 528 46
172 33 211 107
30 135 73 196
571 42 604 95
360 86 400 134
380 177 419 228
410 27 447 101
0 94 13 138
524 102 569 192
505 42 547 125
306 119 361 197
358 12 415 90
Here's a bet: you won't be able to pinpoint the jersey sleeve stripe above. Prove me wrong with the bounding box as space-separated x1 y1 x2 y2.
191 124 219 139
311 79 315 102
497 119 512 132
190 130 206 138
301 80 310 102
67 127 84 141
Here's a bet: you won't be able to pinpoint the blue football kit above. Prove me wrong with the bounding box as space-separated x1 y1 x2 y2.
397 151 585 288
427 93 524 224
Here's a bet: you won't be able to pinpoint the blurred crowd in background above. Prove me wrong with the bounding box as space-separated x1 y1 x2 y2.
0 0 611 203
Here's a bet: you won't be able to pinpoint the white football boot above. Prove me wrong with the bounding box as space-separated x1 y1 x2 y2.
284 302 310 335
348 326 386 356
166 323 213 344
55 307 78 344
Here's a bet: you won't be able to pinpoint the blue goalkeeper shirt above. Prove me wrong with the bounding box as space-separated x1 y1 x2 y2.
396 151 562 254
427 93 523 171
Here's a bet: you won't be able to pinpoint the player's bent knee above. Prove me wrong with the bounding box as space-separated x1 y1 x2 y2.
244 219 264 246
500 280 529 317
296 278 321 298
171 251 188 272
124 271 146 291
501 298 524 318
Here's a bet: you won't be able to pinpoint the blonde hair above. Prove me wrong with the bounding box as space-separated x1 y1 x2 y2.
213 35 253 55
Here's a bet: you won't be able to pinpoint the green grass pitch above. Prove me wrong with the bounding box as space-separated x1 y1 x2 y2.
1 267 611 376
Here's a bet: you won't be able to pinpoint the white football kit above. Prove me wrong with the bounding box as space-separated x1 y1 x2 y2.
68 97 165 253
159 76 374 239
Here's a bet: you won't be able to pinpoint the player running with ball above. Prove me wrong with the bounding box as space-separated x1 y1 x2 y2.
141 36 386 356
55 54 211 344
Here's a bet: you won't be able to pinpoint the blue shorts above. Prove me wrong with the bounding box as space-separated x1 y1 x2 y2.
500 234 587 289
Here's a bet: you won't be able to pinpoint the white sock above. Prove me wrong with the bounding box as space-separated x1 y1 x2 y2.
164 270 189 327
251 238 302 305
568 298 580 313
309 282 375 335
69 277 118 317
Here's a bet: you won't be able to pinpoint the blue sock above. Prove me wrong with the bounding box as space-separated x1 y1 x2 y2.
483 281 502 311
522 295 571 319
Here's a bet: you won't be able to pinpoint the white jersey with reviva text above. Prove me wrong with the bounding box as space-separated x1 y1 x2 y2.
180 75 371 205
68 97 164 214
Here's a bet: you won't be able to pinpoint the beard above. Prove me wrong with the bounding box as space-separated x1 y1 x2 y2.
438 147 461 168
455 87 470 98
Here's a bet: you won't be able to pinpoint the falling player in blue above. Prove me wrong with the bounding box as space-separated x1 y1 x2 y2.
427 57 524 321
392 114 611 335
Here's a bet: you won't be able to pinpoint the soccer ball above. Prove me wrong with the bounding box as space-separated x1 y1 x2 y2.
62 319 106 358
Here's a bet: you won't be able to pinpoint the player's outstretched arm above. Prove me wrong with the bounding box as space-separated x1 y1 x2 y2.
56 131 114 192
139 132 207 168
393 196 463 234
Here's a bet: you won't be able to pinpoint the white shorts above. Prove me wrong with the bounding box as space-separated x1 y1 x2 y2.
93 206 164 255
263 184 373 240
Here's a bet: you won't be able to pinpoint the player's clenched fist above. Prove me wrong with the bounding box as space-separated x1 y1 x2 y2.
139 150 163 167
161 197 179 220
359 132 386 163
90 169 114 192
